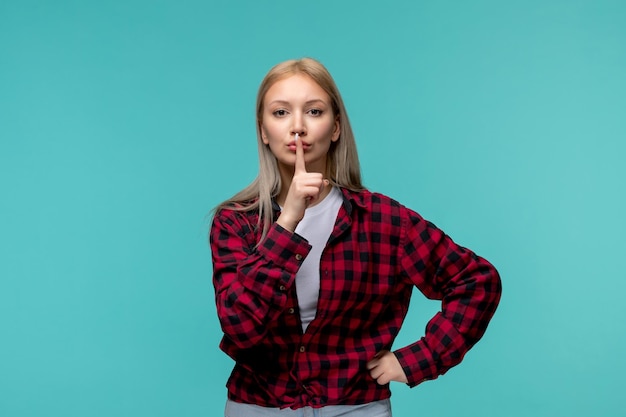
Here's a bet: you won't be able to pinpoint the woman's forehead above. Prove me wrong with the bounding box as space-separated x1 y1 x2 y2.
264 74 330 104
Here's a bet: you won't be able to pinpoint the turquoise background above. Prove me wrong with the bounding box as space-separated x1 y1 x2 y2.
1 0 625 416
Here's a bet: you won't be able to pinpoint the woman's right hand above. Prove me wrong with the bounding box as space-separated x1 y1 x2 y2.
276 135 328 232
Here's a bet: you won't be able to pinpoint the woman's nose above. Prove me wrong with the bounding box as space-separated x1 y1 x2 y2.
291 113 306 136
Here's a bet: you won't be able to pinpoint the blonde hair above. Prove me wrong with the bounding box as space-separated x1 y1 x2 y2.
215 57 364 244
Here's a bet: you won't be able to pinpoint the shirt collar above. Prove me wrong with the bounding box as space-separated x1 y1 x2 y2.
271 187 367 215
339 187 367 215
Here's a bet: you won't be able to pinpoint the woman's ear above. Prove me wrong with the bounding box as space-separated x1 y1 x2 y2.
331 116 341 142
260 122 269 144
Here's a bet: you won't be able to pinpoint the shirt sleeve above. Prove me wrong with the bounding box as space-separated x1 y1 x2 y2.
393 208 502 387
210 209 311 350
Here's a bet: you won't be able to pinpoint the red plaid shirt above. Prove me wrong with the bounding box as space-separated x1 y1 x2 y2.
210 188 501 409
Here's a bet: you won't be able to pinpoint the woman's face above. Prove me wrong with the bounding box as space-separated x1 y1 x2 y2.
260 74 340 175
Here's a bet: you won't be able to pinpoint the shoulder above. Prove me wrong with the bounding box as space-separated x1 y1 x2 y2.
340 188 429 233
343 188 435 231
340 187 416 216
211 204 259 236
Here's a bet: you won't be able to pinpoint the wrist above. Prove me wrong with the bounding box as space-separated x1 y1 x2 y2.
276 213 299 232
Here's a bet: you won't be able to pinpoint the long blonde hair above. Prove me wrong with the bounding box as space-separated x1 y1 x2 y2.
215 57 364 244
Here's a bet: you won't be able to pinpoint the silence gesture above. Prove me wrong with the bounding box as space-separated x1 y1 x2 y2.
276 133 329 232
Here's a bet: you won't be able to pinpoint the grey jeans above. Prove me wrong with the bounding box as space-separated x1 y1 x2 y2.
225 398 392 417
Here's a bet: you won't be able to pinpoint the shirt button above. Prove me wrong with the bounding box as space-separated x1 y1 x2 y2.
288 308 295 314
299 346 305 353
295 254 303 261
279 285 286 291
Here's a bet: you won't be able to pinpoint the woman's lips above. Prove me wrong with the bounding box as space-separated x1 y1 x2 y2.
287 142 310 151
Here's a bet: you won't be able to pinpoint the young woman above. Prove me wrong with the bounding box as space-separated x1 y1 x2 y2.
210 58 501 416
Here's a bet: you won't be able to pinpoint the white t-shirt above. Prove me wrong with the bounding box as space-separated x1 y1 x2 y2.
293 187 343 332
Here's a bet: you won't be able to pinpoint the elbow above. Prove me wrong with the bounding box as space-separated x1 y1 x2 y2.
487 264 502 307
216 299 267 350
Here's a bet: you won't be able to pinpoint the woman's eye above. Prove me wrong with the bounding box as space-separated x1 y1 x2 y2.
273 109 287 117
308 109 323 116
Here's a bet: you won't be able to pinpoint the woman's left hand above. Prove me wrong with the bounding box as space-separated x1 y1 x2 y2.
366 350 408 385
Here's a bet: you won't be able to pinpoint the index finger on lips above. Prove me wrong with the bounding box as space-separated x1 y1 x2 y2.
294 133 307 173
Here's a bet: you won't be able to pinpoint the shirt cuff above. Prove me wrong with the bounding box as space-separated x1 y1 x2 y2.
257 223 312 274
394 339 438 387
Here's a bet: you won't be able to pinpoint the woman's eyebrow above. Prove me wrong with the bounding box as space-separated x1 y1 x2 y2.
267 100 290 106
267 99 328 106
304 99 328 106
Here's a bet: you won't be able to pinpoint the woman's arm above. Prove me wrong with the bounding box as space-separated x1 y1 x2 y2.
394 209 502 386
210 209 311 350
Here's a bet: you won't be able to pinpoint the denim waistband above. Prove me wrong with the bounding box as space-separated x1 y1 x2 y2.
225 398 392 417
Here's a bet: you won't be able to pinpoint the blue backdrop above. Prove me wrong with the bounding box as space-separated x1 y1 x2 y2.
1 1 625 416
